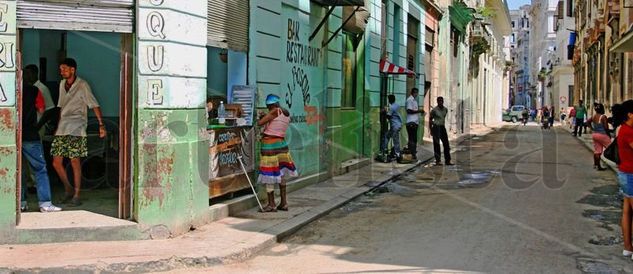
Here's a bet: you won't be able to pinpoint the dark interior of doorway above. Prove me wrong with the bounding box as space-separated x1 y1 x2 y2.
19 29 122 218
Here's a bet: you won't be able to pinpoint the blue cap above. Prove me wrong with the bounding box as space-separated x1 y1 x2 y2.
265 94 280 105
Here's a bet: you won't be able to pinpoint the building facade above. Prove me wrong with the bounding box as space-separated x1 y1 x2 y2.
510 5 532 107
529 0 558 110
0 0 512 243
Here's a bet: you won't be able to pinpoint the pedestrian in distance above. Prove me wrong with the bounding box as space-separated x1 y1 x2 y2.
569 107 577 129
51 58 105 207
381 94 403 161
256 94 298 212
573 99 587 136
406 88 425 160
429 96 453 165
21 66 62 213
521 108 529 126
612 100 633 258
548 106 555 128
589 103 610 171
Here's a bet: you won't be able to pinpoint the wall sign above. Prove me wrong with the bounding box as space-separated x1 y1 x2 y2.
0 1 14 107
281 9 324 124
137 0 207 109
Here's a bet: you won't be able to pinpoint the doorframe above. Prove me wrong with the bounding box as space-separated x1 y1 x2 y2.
15 34 23 225
118 33 134 220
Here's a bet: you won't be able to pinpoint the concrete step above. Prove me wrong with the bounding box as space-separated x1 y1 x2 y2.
16 210 145 244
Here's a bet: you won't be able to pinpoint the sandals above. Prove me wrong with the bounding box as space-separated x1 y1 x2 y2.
276 204 289 211
258 205 277 213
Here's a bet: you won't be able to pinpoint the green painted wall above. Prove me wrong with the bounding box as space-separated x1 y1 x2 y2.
250 1 328 177
20 30 121 117
135 109 209 234
135 1 209 236
67 32 121 118
207 46 228 97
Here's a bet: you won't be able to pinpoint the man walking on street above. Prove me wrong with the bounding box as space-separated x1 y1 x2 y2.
573 99 587 137
51 58 106 207
406 88 424 160
430 96 452 165
21 66 62 212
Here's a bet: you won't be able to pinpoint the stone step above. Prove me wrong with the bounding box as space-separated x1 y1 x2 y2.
16 210 144 244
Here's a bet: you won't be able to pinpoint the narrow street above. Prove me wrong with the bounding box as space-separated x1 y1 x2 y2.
168 124 630 273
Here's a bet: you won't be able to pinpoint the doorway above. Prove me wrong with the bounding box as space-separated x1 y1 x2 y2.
17 29 133 220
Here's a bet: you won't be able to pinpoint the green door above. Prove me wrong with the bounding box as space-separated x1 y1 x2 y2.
338 33 366 162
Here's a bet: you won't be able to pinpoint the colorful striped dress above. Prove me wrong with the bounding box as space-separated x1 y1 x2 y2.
257 109 298 185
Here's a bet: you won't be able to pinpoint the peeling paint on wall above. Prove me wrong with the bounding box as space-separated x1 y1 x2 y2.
0 108 13 130
140 144 176 208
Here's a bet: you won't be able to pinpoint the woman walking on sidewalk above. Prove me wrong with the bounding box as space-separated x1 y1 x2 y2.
590 103 611 170
614 100 633 258
256 94 298 212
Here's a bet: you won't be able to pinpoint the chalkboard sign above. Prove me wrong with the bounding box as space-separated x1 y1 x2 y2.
230 85 256 126
209 127 255 179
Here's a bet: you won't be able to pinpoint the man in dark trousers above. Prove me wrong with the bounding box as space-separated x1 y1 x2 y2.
573 99 587 137
21 66 62 212
429 96 453 165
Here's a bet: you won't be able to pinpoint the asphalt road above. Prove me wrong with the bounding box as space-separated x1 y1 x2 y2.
168 124 632 273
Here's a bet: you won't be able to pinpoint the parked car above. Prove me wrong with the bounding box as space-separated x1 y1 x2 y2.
502 105 526 123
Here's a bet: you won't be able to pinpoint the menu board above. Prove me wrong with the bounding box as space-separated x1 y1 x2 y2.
230 85 256 126
209 127 255 179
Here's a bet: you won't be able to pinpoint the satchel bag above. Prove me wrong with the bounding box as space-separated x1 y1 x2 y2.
603 137 620 164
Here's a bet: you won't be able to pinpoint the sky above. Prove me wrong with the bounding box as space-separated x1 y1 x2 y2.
507 0 531 10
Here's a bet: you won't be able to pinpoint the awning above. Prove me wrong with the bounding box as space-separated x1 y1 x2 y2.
380 59 417 77
311 0 364 6
610 29 633 52
449 2 475 33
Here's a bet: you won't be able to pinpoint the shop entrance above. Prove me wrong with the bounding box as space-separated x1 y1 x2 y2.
16 29 133 221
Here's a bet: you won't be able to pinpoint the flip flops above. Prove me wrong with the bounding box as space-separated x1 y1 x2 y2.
258 205 277 213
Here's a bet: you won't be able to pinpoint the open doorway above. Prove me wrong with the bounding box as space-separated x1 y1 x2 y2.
17 29 133 220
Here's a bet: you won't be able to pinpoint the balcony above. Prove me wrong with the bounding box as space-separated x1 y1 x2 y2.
470 22 491 44
608 0 620 16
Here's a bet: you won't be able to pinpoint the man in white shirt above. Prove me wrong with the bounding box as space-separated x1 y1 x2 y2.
406 88 424 160
51 58 106 207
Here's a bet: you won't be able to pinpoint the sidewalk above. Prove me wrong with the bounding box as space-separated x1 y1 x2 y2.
0 126 498 273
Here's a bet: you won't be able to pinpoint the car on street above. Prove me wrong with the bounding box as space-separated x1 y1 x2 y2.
502 105 526 123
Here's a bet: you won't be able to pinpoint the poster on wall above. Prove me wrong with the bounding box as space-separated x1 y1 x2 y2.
230 85 256 126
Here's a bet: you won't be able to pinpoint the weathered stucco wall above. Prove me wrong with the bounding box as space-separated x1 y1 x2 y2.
0 0 17 241
250 0 328 176
135 0 209 237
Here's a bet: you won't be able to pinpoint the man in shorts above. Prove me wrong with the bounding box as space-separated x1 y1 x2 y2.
51 58 106 206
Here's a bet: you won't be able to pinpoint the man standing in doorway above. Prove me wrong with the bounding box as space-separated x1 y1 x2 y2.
51 58 105 207
430 96 453 165
573 99 587 137
24 64 55 128
21 66 62 213
406 88 424 160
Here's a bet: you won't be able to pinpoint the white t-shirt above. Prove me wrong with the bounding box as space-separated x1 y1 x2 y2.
56 77 100 137
34 80 55 111
406 95 419 124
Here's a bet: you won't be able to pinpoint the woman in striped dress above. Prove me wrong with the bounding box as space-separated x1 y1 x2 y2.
257 94 298 212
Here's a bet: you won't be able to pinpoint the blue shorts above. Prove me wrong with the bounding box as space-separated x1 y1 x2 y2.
618 171 633 197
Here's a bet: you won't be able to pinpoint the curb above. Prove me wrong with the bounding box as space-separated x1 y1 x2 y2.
0 127 497 273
